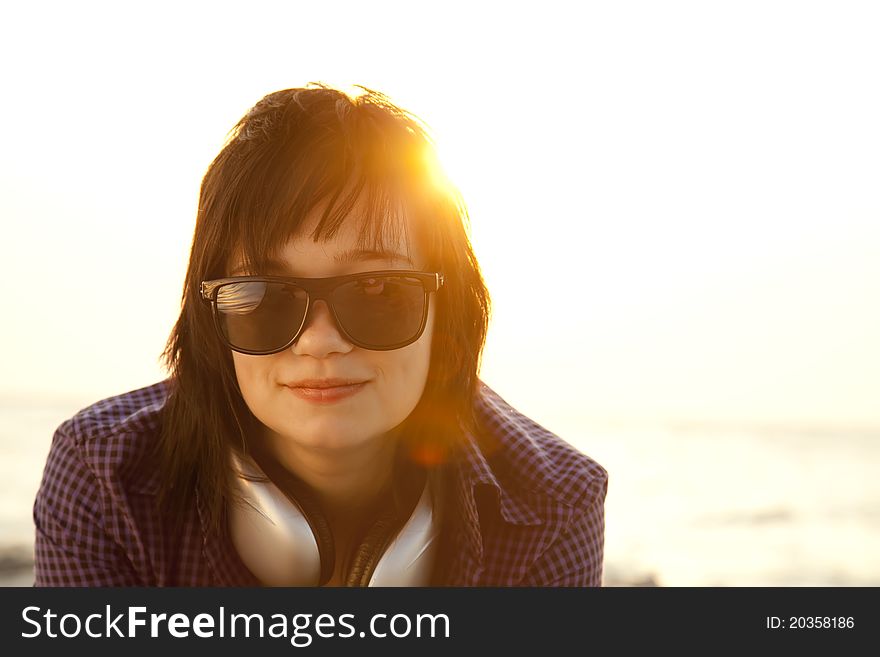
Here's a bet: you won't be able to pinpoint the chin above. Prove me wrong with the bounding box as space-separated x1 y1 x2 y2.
303 433 377 452
284 419 377 448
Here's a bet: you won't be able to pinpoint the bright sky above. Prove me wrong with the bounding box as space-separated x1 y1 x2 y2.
1 0 878 429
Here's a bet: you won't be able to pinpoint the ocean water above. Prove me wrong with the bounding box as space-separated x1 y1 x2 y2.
2 398 879 586
0 401 73 549
571 421 880 586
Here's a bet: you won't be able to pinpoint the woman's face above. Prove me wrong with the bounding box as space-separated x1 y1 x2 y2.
229 207 435 457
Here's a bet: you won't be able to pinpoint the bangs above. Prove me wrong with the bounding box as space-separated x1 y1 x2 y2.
222 112 442 277
233 174 422 277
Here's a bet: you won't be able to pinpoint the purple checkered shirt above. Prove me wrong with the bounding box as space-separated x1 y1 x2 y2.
33 379 608 586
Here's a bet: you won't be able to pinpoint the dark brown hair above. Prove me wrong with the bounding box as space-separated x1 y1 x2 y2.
154 83 493 539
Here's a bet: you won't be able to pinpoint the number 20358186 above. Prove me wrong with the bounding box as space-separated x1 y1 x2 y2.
766 617 854 630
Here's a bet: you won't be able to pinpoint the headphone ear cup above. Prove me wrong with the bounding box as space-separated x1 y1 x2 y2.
248 447 336 586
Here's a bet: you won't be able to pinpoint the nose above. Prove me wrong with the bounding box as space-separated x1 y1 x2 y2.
290 298 353 356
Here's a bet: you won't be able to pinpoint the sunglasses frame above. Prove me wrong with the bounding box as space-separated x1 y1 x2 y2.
200 270 445 355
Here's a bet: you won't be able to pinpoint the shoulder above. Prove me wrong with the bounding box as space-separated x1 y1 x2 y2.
59 380 170 446
34 380 185 586
450 381 608 585
472 380 608 515
51 380 171 494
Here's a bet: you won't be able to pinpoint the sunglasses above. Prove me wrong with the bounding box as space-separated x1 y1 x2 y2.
199 270 445 355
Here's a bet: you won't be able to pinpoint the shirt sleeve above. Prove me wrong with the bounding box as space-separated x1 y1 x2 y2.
521 473 608 587
33 424 141 586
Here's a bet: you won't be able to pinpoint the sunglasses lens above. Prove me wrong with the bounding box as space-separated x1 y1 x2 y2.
215 281 308 353
332 274 426 348
214 275 427 353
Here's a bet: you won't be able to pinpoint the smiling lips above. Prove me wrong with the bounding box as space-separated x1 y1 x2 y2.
284 380 369 403
285 377 369 389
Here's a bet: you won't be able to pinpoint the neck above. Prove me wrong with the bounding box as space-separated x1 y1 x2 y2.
255 427 400 526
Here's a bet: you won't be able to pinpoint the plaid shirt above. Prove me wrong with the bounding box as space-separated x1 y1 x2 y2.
33 379 608 587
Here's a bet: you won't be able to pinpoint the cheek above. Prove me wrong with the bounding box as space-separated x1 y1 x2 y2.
231 352 250 384
379 323 434 396
231 353 276 405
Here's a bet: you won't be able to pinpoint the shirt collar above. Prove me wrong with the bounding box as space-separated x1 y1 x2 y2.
456 424 544 526
445 385 545 582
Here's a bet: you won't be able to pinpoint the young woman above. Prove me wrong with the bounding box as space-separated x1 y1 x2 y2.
33 84 608 586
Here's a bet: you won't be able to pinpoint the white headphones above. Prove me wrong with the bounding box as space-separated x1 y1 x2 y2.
228 447 439 586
